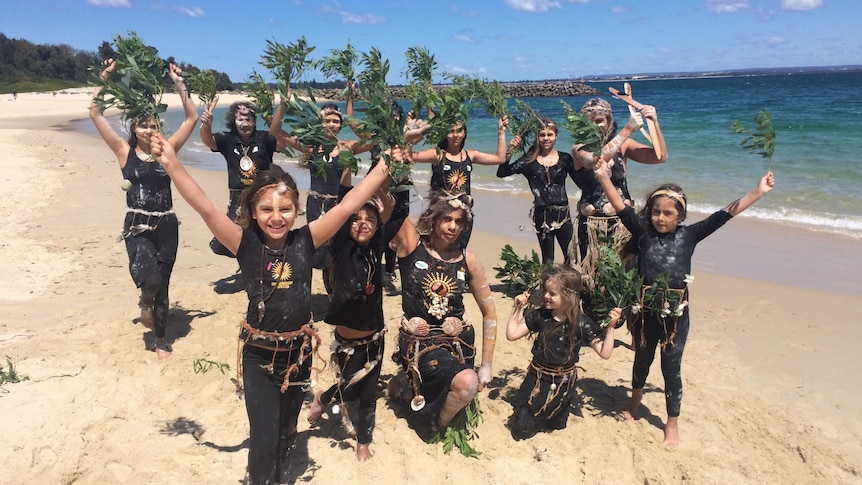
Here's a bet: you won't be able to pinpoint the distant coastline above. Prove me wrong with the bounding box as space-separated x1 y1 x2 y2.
575 64 862 82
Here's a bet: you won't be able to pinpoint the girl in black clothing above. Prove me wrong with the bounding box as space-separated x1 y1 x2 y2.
496 119 577 265
594 158 775 446
506 265 620 437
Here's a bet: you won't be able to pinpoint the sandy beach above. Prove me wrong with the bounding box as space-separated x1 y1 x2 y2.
1 90 861 484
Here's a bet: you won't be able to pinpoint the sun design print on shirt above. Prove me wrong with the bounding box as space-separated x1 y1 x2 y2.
422 271 457 319
270 261 293 289
446 170 468 192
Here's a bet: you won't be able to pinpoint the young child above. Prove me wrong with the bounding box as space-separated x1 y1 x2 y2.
148 132 395 485
307 183 409 462
506 264 620 438
594 159 775 446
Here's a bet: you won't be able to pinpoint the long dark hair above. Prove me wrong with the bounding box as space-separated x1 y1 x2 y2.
437 120 467 151
236 165 300 238
523 118 559 163
623 183 688 257
225 101 258 132
416 190 473 246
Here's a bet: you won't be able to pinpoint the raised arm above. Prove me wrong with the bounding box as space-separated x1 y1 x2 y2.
198 108 218 151
505 291 531 341
593 159 627 213
309 154 392 248
621 105 667 165
469 115 509 165
466 250 496 390
572 113 643 170
149 132 242 253
89 59 130 164
270 96 304 152
165 63 198 151
722 171 775 216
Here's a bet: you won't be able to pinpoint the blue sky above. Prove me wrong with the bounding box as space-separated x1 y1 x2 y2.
2 0 859 83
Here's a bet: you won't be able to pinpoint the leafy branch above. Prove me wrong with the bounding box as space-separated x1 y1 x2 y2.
403 46 437 117
560 100 605 157
244 70 275 124
430 395 483 458
0 355 29 390
507 99 542 156
193 358 230 375
732 109 775 171
588 246 643 327
639 274 687 320
493 244 542 298
90 31 168 132
185 68 218 111
261 36 315 87
314 40 359 96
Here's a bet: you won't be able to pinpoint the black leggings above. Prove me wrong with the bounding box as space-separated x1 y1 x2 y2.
124 213 177 339
242 344 311 485
533 206 573 265
631 311 690 417
319 333 384 444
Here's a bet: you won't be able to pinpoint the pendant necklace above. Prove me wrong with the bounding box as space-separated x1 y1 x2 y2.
258 244 287 324
239 144 253 172
363 250 376 296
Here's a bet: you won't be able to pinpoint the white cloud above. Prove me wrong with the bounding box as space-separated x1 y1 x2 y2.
447 65 487 74
173 6 205 17
767 36 786 45
611 6 628 14
504 0 561 13
452 34 476 44
86 0 131 7
706 0 750 13
339 11 385 25
780 0 822 11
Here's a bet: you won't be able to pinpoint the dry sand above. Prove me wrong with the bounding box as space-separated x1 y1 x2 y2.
0 90 860 484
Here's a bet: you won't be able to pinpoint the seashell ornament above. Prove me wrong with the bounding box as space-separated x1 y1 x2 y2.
411 395 426 411
121 179 132 191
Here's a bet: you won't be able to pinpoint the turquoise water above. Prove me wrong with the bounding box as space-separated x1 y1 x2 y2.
95 70 862 239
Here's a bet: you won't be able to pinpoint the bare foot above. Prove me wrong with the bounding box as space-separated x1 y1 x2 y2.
308 391 324 426
623 388 643 420
356 443 372 461
663 417 680 446
153 339 172 361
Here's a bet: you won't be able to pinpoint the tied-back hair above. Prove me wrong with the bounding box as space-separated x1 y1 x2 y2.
237 165 300 237
535 264 584 362
524 118 559 163
416 190 474 245
579 97 618 144
225 101 258 132
624 183 688 257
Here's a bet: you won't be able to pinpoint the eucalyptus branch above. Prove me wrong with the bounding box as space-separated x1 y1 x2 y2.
732 109 775 171
403 46 437 116
493 244 542 298
507 99 542 156
193 358 230 375
261 36 316 87
430 395 483 458
244 70 275 123
589 246 643 327
560 100 605 156
90 31 168 133
185 68 218 111
314 40 359 97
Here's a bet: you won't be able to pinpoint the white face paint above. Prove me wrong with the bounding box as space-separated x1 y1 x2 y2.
236 113 255 135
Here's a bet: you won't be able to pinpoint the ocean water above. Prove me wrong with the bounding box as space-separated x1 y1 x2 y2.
84 70 862 239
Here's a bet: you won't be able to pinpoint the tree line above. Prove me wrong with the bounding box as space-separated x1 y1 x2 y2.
0 33 237 94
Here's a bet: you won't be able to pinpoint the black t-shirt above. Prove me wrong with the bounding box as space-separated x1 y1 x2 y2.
213 130 277 190
236 226 315 342
526 309 600 368
324 190 409 330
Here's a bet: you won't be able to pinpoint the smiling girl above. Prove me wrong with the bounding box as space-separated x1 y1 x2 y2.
148 132 395 485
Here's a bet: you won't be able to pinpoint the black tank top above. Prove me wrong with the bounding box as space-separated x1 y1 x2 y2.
572 151 633 209
430 151 472 195
398 243 470 324
309 154 341 195
122 150 173 212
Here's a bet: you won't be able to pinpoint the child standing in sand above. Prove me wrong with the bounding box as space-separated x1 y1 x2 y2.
506 264 620 438
594 159 775 445
308 181 409 461
148 132 395 485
